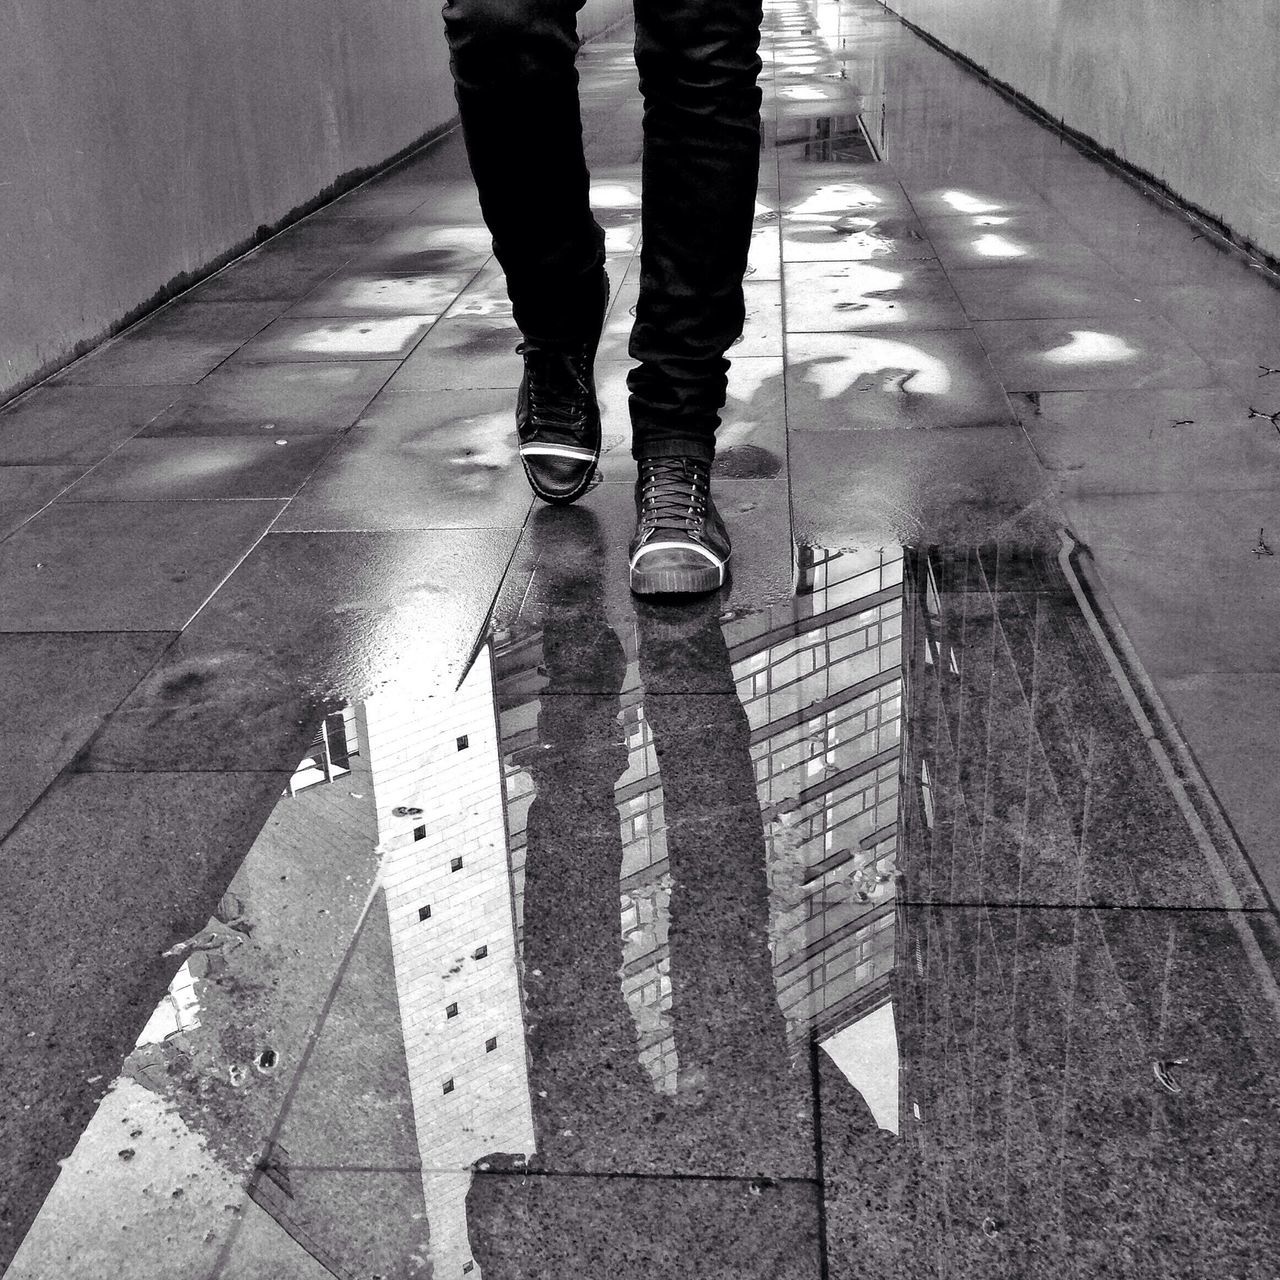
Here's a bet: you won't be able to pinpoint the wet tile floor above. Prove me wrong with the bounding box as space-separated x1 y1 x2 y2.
3 0 1280 1276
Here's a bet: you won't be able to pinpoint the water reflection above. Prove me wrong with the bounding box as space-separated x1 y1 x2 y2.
970 232 1028 258
12 543 906 1276
941 191 1003 215
11 539 1280 1277
800 335 953 397
1041 329 1139 364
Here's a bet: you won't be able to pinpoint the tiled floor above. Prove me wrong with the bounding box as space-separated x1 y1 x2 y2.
4 0 1280 1276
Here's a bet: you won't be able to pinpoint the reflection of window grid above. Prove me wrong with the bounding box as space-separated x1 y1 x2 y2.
618 787 665 854
638 1036 679 1094
627 965 673 1009
740 602 902 699
778 910 895 1017
752 680 902 797
623 956 677 1090
777 759 899 869
620 900 640 935
737 607 904 737
801 548 905 609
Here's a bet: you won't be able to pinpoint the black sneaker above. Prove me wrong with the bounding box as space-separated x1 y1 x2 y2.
628 456 731 596
515 275 609 505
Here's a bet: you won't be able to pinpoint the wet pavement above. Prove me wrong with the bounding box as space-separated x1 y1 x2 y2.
3 0 1280 1276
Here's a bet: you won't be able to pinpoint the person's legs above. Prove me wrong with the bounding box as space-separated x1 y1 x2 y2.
628 0 765 462
443 0 611 503
625 0 764 593
442 0 606 343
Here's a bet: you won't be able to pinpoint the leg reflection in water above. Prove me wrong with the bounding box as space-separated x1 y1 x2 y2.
468 517 820 1275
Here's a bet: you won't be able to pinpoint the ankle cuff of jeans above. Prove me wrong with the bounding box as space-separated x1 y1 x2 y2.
632 438 716 464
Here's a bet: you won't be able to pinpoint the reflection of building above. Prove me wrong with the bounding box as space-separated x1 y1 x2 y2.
372 651 534 1280
119 655 533 1280
741 546 903 1052
494 544 907 1116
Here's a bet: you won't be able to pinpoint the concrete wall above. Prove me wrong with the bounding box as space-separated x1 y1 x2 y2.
883 0 1280 262
0 0 630 402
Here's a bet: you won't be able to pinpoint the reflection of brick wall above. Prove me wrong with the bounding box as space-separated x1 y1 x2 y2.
370 649 534 1280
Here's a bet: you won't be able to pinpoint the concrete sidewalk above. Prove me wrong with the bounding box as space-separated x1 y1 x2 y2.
3 0 1280 1275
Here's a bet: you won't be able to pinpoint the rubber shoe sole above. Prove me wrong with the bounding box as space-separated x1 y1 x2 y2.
629 553 728 596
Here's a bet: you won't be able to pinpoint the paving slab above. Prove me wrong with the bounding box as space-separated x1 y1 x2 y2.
974 315 1220 392
785 329 1016 431
0 769 292 1272
0 631 174 840
818 905 1280 1279
230 315 437 363
0 499 282 631
1062 489 1280 676
0 386 178 465
139 360 397 438
79 527 518 772
53 302 286 386
63 436 335 501
273 388 534 531
789 425 1056 550
0 465 85 539
1013 386 1277 493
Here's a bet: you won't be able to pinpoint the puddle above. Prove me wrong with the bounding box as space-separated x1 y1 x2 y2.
10 539 1278 1278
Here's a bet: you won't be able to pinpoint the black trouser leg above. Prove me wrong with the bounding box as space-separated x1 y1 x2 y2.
442 0 607 344
628 0 765 461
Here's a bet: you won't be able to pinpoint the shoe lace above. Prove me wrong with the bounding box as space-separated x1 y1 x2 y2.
516 341 590 432
637 458 710 538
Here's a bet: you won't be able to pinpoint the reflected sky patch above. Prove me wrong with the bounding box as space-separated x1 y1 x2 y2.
802 336 953 397
1042 329 1140 363
940 190 1003 214
970 232 1028 258
284 316 436 356
787 183 885 216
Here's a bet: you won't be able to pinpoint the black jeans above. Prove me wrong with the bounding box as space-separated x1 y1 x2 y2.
442 0 765 462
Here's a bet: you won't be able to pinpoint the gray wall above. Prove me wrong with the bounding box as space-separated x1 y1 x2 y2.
0 0 630 402
884 0 1280 261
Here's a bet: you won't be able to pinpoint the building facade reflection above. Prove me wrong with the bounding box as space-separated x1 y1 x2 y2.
493 543 908 1121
